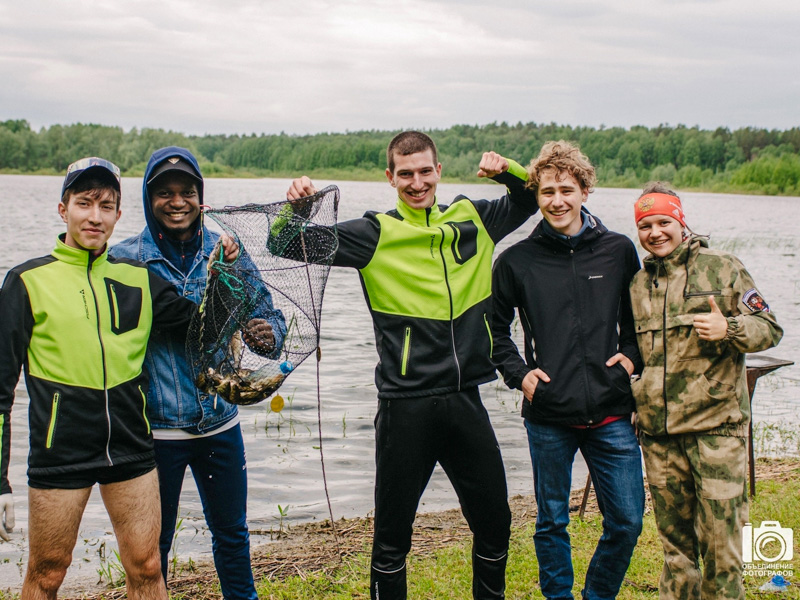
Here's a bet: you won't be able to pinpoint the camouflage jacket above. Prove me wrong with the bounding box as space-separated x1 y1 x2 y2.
629 237 783 436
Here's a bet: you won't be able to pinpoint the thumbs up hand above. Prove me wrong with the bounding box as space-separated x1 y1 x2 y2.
693 295 728 341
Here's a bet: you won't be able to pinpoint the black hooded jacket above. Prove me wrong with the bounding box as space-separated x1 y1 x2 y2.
491 211 642 426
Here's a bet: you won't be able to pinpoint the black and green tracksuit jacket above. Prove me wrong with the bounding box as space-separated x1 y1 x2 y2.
280 163 537 398
0 236 196 493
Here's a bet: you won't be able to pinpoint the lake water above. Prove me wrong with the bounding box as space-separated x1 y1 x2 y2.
0 175 797 593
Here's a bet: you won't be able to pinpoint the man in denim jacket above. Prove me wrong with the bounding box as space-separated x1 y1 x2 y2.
110 146 285 599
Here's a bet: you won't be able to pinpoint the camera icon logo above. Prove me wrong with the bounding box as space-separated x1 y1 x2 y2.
742 521 794 563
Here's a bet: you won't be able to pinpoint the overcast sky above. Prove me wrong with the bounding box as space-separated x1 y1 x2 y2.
1 0 798 136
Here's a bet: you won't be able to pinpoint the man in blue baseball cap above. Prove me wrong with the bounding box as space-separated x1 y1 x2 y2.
0 157 207 599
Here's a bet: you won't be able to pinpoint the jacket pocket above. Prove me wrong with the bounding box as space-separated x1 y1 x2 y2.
634 317 662 365
138 385 151 435
690 372 741 427
483 313 493 358
631 368 666 435
45 392 60 449
448 221 478 264
529 378 549 410
684 289 734 314
105 278 143 335
400 326 412 377
666 314 723 361
608 361 632 394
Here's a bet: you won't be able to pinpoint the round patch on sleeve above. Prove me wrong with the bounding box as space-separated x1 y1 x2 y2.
742 288 770 313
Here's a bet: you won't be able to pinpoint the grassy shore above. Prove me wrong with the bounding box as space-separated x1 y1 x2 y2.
246 459 800 599
0 458 789 600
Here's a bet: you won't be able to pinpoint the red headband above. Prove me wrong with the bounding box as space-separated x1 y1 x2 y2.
634 193 686 227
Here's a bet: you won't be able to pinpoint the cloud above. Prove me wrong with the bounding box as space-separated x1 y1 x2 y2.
0 0 798 135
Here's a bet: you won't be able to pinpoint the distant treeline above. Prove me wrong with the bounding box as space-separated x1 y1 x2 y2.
1 119 799 195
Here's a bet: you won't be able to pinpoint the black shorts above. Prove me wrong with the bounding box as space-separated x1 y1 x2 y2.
28 459 157 490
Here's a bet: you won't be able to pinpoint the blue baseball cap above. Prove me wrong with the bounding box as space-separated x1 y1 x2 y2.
62 157 121 196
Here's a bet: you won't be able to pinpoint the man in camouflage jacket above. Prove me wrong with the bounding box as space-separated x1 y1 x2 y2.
630 184 783 600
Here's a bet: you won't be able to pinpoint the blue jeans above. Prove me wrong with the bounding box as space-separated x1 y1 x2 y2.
154 424 257 600
525 418 644 600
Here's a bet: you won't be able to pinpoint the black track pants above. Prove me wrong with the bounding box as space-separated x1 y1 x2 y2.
370 388 511 599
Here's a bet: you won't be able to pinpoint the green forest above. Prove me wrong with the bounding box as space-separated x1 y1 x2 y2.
1 119 799 195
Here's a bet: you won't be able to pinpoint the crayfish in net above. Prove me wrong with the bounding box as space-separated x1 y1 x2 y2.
196 330 288 406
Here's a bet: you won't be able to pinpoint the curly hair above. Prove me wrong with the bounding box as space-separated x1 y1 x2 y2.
526 140 596 193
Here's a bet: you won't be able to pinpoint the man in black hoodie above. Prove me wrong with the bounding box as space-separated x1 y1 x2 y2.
491 141 644 600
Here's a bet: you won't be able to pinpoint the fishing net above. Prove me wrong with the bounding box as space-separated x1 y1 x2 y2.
187 185 339 405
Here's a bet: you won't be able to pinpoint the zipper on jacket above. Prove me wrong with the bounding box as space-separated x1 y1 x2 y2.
660 262 669 435
569 249 593 423
401 327 412 376
139 385 151 435
684 290 722 298
109 283 121 330
452 226 463 262
86 259 114 466
46 392 61 449
520 306 533 332
483 313 493 358
437 226 461 389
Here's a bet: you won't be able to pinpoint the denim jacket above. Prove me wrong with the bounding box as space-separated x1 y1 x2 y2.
111 227 237 433
111 147 286 433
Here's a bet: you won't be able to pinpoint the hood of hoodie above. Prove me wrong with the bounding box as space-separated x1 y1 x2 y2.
142 146 204 269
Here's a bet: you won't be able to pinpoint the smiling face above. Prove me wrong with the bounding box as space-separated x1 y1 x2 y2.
385 149 442 210
59 188 121 253
637 213 685 257
536 169 588 236
149 171 201 241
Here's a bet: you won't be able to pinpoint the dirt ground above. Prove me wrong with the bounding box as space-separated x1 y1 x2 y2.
71 458 800 600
